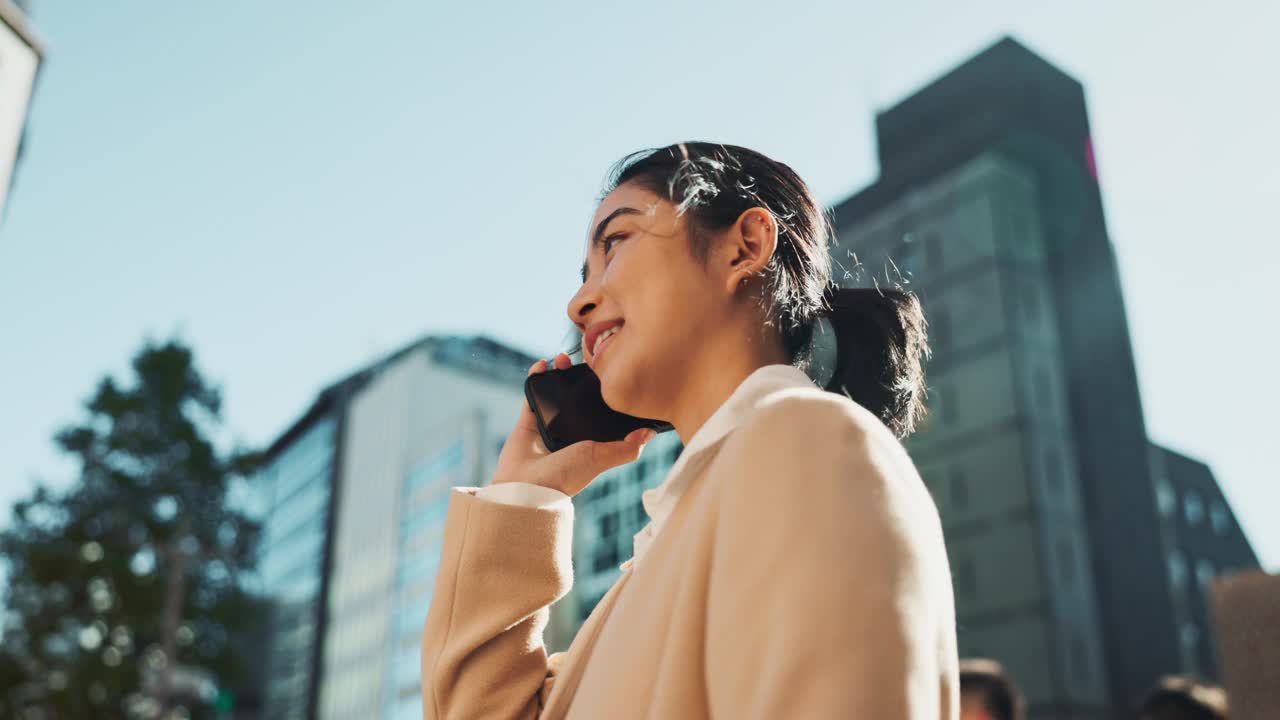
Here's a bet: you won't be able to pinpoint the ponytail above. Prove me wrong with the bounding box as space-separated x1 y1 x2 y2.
819 287 929 438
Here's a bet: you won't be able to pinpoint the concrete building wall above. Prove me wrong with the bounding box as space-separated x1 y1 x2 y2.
319 350 419 719
317 341 538 719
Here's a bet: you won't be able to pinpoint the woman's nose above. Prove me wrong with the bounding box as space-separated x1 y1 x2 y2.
567 283 599 327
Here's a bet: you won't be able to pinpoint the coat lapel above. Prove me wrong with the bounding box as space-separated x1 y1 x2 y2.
543 366 817 717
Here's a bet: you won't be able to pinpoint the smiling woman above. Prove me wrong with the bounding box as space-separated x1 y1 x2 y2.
420 142 956 719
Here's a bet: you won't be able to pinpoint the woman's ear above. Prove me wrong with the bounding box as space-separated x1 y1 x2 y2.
723 207 778 294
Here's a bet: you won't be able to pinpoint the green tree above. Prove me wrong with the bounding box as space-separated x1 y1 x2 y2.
0 339 265 719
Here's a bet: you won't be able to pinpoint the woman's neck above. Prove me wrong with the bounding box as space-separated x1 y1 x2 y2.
668 331 790 447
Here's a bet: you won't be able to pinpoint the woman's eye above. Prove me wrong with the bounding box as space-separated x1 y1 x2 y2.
603 233 627 254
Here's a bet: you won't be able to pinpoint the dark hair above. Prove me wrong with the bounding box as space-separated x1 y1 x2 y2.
603 142 928 438
959 658 1025 720
1137 676 1229 720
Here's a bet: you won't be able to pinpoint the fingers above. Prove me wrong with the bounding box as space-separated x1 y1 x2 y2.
527 353 572 377
627 427 659 445
559 428 657 492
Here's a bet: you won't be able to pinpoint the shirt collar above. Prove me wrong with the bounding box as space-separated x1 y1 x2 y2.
628 363 816 565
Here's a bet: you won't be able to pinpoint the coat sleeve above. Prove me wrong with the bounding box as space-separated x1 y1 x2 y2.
420 487 574 720
703 395 958 720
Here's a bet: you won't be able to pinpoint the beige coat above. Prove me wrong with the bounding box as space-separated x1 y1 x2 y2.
421 372 959 719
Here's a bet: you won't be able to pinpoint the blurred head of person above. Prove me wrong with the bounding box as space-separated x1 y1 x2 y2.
1137 676 1228 720
568 142 928 440
959 658 1025 720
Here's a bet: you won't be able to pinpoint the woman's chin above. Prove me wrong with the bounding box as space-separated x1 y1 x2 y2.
597 371 627 413
598 360 638 414
598 359 660 419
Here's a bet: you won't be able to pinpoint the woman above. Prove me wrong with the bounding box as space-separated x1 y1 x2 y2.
421 143 958 719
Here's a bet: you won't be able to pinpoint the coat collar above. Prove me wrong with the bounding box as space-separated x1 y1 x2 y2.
628 363 816 565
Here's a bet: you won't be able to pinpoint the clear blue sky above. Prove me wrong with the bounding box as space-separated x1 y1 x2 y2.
1 1 1276 569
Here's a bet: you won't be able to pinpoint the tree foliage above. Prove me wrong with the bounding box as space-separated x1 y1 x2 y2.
0 339 265 719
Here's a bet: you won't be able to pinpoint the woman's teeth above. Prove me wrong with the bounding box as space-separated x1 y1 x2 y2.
593 326 620 357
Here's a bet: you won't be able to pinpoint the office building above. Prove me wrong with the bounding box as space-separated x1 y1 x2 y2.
252 414 339 720
1148 444 1258 677
251 335 572 720
567 431 683 639
0 0 43 223
830 37 1259 718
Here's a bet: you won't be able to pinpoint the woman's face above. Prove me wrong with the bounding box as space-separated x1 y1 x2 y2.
567 182 729 420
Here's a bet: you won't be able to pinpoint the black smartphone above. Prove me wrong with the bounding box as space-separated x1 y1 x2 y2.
524 363 673 451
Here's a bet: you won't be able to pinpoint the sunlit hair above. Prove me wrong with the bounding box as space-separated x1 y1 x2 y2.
600 142 929 437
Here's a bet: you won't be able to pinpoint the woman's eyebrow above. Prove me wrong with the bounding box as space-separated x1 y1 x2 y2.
580 206 642 282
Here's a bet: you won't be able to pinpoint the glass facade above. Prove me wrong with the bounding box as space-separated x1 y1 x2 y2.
257 416 338 720
1184 490 1205 526
383 438 467 720
572 433 683 625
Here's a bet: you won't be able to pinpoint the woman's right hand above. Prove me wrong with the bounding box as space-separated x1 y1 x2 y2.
489 352 656 498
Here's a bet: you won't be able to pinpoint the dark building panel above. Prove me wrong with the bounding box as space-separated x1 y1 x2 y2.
1151 444 1261 680
830 36 1208 715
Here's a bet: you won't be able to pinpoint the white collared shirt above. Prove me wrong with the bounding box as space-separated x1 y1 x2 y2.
473 363 818 566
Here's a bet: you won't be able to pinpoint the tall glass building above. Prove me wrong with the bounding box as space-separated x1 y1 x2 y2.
829 37 1259 718
383 432 467 719
250 335 548 719
254 416 338 720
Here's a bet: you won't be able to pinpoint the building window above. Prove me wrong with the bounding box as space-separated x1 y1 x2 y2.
1180 621 1203 676
1005 202 1028 250
949 468 968 511
1169 551 1188 588
1181 623 1201 651
1210 501 1231 535
939 385 955 423
922 472 939 499
953 555 977 602
1070 633 1090 686
1156 479 1177 517
599 512 617 539
1184 490 1205 526
578 590 606 623
592 545 618 574
1035 367 1052 412
930 306 950 354
1044 447 1063 494
1057 538 1076 588
926 232 944 272
1196 559 1215 589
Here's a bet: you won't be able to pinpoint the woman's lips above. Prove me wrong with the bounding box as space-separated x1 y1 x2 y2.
594 327 621 364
